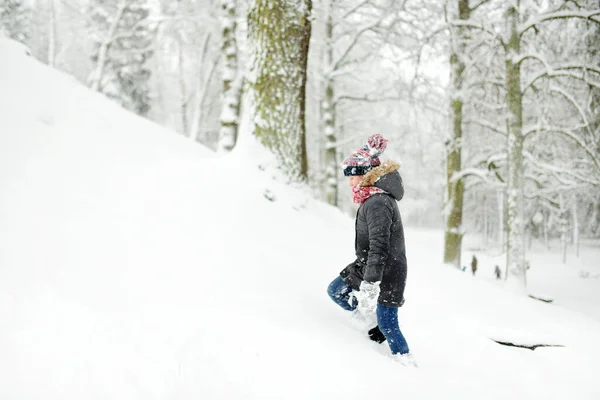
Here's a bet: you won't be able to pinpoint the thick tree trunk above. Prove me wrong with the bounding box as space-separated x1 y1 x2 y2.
444 0 469 268
504 2 527 288
247 0 312 181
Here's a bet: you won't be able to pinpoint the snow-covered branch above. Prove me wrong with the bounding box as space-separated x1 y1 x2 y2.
524 64 600 93
329 16 386 74
463 118 506 136
340 0 372 20
469 0 490 13
526 126 600 176
520 10 600 37
514 51 552 70
524 151 600 188
450 167 503 187
449 20 504 45
549 85 592 136
333 93 404 107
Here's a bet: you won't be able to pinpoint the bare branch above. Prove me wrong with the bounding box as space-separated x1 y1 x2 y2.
329 16 386 73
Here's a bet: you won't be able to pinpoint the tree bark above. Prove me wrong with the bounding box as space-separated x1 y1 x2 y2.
297 0 312 180
444 0 470 268
323 0 337 205
247 0 312 182
218 0 241 152
504 2 527 288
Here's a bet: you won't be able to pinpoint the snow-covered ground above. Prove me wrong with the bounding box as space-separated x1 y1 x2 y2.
1 39 600 399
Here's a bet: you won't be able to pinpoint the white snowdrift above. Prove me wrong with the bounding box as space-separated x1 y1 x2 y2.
1 39 600 399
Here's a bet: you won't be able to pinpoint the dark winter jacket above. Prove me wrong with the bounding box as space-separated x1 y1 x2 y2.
340 161 407 307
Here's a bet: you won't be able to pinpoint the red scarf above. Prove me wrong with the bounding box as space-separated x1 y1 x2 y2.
352 185 386 204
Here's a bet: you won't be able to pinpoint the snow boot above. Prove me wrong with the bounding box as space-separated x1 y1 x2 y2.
368 325 387 343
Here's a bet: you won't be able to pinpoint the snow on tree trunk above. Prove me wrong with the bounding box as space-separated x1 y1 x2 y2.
323 2 337 205
504 3 527 289
247 0 312 181
444 0 469 268
218 0 241 152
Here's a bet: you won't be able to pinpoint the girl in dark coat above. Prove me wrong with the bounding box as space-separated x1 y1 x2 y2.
327 134 416 366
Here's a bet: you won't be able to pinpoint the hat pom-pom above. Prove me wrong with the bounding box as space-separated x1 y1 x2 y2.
366 134 389 157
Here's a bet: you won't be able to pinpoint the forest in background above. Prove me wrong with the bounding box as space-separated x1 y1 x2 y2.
1 0 599 288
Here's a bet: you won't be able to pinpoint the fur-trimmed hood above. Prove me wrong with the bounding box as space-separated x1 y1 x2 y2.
359 160 404 201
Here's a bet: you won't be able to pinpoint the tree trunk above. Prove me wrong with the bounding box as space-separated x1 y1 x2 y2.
443 0 469 268
483 193 489 248
247 0 312 182
218 0 241 152
297 0 311 180
498 188 505 250
504 2 527 288
543 210 549 250
323 0 337 205
573 194 579 258
188 34 212 143
178 39 188 135
48 0 56 67
89 3 127 92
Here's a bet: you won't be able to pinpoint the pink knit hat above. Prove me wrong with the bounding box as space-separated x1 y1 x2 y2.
342 134 389 176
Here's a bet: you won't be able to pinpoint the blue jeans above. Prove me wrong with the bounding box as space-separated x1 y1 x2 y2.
327 276 410 355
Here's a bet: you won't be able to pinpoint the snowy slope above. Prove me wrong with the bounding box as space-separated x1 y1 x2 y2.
1 39 600 399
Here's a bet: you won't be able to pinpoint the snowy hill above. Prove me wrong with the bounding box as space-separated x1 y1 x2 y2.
1 38 600 399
